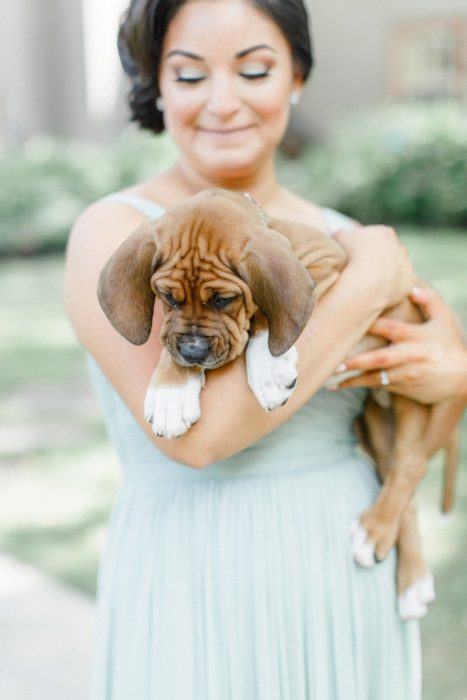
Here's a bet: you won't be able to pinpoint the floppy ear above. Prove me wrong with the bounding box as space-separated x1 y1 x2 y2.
97 221 162 345
238 228 316 356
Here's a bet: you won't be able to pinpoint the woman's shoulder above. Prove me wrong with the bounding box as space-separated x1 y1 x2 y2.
64 192 155 343
277 190 358 233
66 182 167 275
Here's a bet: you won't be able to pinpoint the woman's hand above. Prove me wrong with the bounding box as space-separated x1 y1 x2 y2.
331 286 467 405
332 225 415 309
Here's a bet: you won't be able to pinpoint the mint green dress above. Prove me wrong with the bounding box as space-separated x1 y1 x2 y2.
88 194 421 700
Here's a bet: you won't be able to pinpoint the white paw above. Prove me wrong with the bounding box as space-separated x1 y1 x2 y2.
398 576 436 621
246 331 298 411
144 375 203 439
350 520 376 568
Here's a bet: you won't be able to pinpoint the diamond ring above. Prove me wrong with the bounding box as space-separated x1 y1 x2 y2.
379 369 390 387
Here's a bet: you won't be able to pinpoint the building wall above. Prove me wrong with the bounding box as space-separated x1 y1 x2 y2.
293 0 467 138
0 0 88 143
1 0 465 145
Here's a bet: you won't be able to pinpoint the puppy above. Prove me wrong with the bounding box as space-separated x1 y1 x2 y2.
98 189 340 436
98 188 458 619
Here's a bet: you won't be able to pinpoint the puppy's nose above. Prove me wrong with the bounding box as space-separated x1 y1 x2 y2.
177 334 211 363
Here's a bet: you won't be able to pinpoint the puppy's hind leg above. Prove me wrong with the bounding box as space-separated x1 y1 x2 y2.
351 395 394 568
351 397 434 619
397 498 435 620
246 312 299 411
354 395 429 563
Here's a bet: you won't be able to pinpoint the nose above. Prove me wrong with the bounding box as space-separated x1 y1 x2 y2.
206 76 242 118
177 334 211 364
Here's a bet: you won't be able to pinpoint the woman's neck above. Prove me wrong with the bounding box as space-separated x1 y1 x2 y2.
168 154 284 211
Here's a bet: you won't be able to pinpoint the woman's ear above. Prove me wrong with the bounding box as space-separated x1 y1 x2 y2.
97 221 163 345
238 227 316 356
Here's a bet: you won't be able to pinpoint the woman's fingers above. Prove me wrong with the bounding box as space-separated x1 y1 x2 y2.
410 286 445 320
364 286 445 341
366 317 420 343
411 285 465 336
329 364 422 393
339 341 421 373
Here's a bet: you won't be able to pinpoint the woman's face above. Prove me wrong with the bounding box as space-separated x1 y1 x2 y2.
158 0 303 180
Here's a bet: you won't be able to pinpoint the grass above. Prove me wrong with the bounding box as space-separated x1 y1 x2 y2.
0 227 466 698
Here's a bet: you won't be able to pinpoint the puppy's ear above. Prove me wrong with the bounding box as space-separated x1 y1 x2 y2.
238 228 315 356
97 221 163 345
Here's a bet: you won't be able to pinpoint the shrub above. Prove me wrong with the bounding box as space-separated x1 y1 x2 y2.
1 102 466 256
0 128 178 256
297 101 467 227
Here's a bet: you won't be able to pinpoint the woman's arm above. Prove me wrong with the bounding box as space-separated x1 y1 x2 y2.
65 203 414 469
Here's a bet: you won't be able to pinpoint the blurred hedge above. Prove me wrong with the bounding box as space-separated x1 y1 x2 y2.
0 128 178 256
1 102 466 256
282 101 467 228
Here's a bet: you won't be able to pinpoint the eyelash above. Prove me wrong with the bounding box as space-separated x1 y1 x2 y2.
174 71 270 84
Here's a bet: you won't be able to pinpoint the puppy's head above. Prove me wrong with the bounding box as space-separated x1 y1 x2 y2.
97 189 316 367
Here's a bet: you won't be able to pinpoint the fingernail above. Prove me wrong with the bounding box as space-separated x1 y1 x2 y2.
411 286 423 297
336 363 347 373
326 384 339 391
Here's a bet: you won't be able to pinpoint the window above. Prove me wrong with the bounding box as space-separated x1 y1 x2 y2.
389 17 467 101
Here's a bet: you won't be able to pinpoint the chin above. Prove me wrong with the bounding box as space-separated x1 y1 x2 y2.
197 151 267 180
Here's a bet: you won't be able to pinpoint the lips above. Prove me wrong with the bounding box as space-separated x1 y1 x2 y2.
197 126 254 135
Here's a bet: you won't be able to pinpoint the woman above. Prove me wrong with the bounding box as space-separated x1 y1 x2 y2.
64 0 467 697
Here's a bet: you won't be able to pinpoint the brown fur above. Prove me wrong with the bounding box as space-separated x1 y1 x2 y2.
98 187 459 600
98 189 322 365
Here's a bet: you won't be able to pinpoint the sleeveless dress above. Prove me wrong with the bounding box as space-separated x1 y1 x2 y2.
88 194 421 700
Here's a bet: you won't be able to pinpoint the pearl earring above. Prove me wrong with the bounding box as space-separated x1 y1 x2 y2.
156 96 165 112
289 92 300 106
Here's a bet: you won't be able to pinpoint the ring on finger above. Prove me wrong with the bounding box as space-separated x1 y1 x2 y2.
379 369 390 387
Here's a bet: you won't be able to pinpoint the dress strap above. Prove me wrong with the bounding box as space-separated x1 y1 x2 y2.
321 207 357 233
104 193 354 233
104 192 167 219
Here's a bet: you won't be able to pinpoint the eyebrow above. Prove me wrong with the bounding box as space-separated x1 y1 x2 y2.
165 44 277 61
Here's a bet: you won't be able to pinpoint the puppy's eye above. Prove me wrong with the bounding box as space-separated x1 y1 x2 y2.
211 294 237 310
162 291 181 308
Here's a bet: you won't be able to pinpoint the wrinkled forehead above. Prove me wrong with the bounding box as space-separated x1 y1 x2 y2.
161 190 264 248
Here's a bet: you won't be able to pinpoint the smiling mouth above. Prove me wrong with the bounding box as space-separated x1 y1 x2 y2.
198 126 254 135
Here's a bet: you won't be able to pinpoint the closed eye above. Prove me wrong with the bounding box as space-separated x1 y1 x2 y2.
210 294 240 310
174 71 270 84
162 291 181 308
240 71 270 80
174 76 205 83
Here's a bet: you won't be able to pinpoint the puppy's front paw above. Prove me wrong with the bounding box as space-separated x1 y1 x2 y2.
144 375 203 439
246 331 298 411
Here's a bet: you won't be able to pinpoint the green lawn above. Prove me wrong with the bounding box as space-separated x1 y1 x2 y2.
0 228 466 699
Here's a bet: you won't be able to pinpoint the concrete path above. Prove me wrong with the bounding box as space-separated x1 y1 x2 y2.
0 554 95 700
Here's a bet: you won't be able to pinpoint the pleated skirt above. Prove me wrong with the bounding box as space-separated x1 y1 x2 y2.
90 453 420 700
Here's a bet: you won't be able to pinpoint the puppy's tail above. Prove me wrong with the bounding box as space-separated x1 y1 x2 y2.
442 428 459 514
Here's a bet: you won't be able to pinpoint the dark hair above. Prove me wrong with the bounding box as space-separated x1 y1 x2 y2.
118 0 314 134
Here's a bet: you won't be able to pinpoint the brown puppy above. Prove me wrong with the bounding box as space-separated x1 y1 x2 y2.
98 188 344 438
98 188 457 619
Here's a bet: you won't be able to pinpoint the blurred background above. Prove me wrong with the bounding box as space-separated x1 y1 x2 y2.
0 0 466 698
